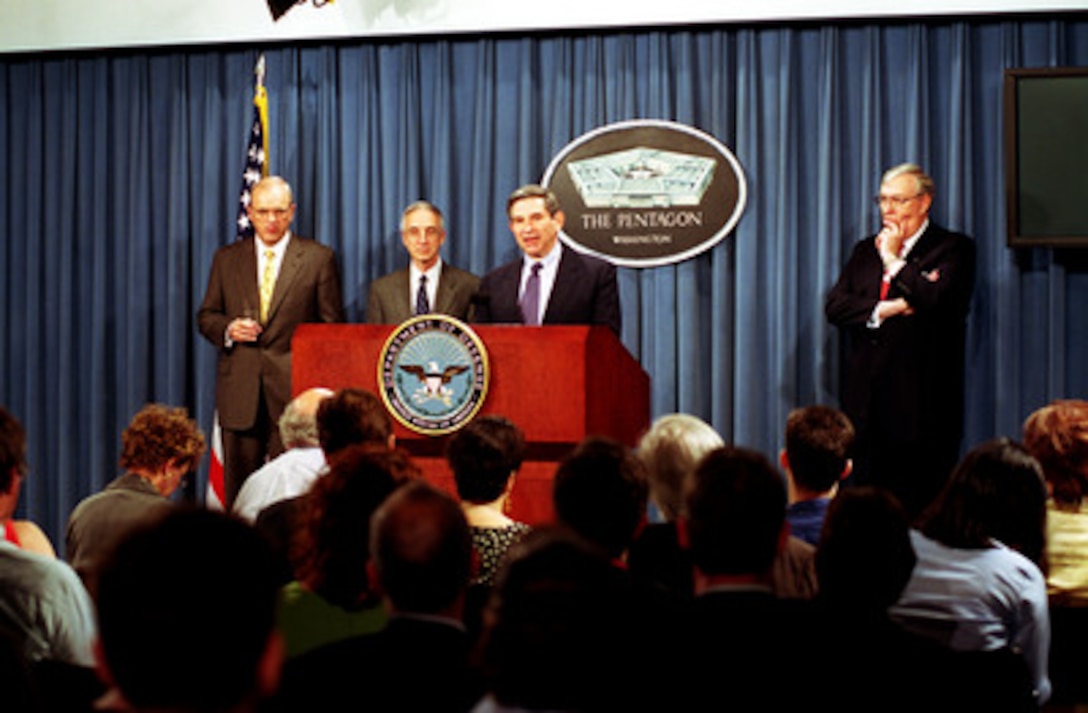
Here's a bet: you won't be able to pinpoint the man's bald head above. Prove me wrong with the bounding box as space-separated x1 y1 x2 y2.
279 388 335 449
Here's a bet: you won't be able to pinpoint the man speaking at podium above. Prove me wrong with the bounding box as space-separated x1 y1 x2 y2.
475 184 621 336
366 200 479 323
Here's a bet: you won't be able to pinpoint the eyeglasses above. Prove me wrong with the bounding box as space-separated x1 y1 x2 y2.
874 194 921 208
252 208 291 219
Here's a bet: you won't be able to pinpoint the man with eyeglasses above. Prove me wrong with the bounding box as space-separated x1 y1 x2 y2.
197 176 344 508
825 163 976 518
365 200 479 323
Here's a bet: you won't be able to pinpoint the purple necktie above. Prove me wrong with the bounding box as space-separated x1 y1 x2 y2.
415 274 430 315
520 262 542 326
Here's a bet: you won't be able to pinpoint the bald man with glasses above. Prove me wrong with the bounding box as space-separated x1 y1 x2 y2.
825 163 976 518
197 176 344 508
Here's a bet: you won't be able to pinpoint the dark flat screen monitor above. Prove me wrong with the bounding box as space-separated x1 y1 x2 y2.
1004 67 1088 248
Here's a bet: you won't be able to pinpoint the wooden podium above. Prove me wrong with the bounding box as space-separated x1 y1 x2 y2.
292 324 650 524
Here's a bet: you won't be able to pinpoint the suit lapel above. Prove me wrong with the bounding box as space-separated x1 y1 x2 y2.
267 237 304 323
543 250 579 323
391 270 412 321
503 262 524 323
238 238 262 316
434 265 456 315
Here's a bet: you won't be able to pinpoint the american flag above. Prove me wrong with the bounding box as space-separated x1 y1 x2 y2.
234 56 269 242
209 56 270 511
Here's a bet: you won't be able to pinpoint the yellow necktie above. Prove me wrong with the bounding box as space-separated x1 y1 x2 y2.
259 249 275 324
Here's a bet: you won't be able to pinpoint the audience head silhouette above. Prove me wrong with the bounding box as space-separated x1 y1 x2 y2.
447 414 525 504
783 405 854 494
553 436 648 559
1023 398 1088 508
816 486 915 612
477 525 637 711
294 445 417 609
94 508 282 712
316 388 393 457
370 480 472 616
636 413 723 521
685 445 786 579
917 438 1047 565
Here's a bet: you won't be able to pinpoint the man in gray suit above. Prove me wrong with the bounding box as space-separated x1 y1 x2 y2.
366 201 479 324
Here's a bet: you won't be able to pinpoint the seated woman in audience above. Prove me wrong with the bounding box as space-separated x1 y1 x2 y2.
813 486 1036 712
1023 399 1088 605
889 439 1051 705
446 415 531 588
0 407 55 557
277 445 415 659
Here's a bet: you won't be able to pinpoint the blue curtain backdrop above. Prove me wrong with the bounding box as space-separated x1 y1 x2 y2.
1 15 1087 544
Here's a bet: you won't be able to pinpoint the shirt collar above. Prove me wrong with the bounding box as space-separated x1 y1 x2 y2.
900 219 929 258
523 240 562 272
409 257 443 283
257 231 292 259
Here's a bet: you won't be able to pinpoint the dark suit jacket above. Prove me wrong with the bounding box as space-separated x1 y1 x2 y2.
196 235 344 432
276 615 481 712
474 247 621 335
825 223 975 449
677 589 815 710
365 262 479 324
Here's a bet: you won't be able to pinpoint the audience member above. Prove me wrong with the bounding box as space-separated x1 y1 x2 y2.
1023 399 1088 604
254 387 394 581
232 386 334 523
66 404 205 586
278 480 480 711
889 439 1051 705
448 415 531 587
677 445 813 710
553 436 648 563
635 413 723 523
472 525 647 712
0 407 56 557
1023 399 1088 707
277 445 415 659
630 416 818 601
813 486 1035 712
628 414 720 599
0 407 103 711
93 508 283 713
815 487 937 711
0 513 97 669
781 405 854 545
447 415 532 646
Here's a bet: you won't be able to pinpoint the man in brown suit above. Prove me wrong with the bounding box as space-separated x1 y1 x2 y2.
197 176 343 507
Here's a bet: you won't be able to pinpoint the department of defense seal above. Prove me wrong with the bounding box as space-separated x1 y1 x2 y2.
378 315 490 436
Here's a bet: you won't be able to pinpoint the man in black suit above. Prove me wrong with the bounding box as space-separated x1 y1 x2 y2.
475 184 621 335
825 163 976 518
197 176 344 508
366 200 479 323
